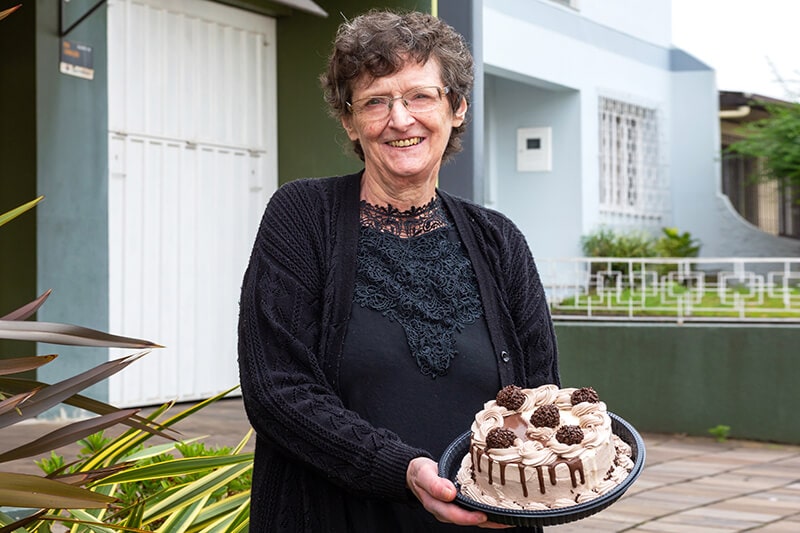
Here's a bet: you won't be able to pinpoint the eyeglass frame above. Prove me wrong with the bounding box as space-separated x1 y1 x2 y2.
345 86 452 118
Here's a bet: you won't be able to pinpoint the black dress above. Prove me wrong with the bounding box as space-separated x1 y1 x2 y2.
338 197 542 532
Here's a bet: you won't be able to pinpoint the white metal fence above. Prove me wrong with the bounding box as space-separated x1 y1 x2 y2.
539 257 800 323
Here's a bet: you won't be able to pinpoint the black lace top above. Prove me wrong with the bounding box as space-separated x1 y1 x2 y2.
354 196 483 377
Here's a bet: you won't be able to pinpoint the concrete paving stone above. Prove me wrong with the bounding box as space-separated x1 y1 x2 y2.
644 460 733 479
750 522 800 532
630 520 739 532
657 510 762 530
773 455 800 468
712 448 799 464
697 472 794 492
729 493 800 513
549 515 632 531
686 474 779 494
701 502 786 523
632 484 724 506
730 463 800 482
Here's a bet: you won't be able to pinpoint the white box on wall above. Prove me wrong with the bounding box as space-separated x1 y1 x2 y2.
517 127 552 172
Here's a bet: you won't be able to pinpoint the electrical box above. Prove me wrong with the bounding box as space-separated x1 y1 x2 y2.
517 127 552 172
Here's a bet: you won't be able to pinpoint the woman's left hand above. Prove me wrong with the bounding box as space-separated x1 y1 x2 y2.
406 457 511 529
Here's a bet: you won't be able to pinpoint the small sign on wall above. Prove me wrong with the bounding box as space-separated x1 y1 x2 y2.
60 40 94 80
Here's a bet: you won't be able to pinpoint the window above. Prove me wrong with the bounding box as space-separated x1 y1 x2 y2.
598 97 664 221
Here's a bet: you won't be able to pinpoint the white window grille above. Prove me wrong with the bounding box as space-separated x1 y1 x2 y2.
598 97 665 224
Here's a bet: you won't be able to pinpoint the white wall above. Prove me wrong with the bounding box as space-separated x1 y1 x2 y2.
578 0 672 48
483 1 673 259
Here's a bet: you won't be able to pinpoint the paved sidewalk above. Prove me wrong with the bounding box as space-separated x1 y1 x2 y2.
5 398 800 532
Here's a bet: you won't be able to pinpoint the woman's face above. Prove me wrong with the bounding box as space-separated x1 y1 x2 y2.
341 58 467 187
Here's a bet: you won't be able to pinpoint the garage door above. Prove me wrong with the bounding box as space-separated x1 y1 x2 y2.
107 0 276 406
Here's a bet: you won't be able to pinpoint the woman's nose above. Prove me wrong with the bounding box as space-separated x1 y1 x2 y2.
387 99 416 126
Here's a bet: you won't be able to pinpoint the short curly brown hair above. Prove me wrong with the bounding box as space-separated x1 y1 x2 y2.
320 9 474 162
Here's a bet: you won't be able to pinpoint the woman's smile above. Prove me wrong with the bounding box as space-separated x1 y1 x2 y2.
387 136 424 148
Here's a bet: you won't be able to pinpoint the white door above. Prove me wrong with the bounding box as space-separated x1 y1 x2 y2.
107 0 276 406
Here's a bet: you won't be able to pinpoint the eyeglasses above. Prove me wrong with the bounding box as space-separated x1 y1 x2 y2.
346 86 450 120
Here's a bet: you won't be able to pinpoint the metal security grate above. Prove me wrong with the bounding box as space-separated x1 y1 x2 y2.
598 97 666 228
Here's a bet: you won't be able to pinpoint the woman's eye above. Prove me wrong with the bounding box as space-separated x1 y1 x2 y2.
364 98 386 107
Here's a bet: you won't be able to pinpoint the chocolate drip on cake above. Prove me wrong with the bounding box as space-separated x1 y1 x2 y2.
469 442 587 495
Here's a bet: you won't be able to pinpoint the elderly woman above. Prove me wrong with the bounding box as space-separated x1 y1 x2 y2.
238 9 559 532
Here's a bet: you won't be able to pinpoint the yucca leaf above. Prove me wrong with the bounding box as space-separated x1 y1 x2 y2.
0 508 47 532
121 500 145 529
78 405 182 472
40 511 151 533
0 289 53 321
61 509 118 533
0 195 42 227
0 352 151 429
121 437 204 463
93 454 254 485
0 388 39 416
155 494 209 533
0 472 115 509
0 319 162 348
0 409 141 463
191 493 250 533
0 377 174 438
50 464 132 486
141 462 252 525
0 354 57 376
230 429 253 454
94 392 236 467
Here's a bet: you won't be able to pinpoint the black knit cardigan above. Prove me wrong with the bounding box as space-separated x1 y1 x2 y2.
237 171 560 531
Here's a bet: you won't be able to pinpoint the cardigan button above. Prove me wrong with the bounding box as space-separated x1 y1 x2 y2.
501 350 510 363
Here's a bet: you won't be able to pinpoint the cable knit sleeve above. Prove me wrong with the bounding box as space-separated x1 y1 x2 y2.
237 178 430 501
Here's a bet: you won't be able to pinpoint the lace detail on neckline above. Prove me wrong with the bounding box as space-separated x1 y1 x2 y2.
360 195 449 238
354 224 484 378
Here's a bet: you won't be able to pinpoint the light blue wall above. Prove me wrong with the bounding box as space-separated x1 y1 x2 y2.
485 75 582 258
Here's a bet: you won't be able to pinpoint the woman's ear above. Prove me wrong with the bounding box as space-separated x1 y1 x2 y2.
341 115 359 141
452 97 468 127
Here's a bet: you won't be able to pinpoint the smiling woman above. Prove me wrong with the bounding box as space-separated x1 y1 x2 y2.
238 9 560 532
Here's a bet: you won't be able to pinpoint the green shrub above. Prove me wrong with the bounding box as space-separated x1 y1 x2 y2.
654 227 701 258
581 226 701 278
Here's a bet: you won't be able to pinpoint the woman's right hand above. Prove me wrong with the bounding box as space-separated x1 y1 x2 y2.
406 457 511 529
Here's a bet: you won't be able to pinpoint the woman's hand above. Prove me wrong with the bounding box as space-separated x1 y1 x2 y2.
406 457 511 529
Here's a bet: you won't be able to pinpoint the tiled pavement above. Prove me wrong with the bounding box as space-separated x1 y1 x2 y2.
5 398 800 532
